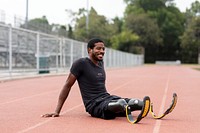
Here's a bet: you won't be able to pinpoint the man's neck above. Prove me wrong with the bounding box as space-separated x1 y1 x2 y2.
88 57 99 66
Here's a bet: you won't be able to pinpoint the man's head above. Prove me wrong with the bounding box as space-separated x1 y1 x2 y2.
87 38 104 50
87 38 105 61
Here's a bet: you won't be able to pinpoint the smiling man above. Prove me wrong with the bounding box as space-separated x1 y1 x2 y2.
42 38 151 123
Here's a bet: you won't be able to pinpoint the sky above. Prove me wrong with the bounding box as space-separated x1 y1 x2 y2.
0 0 199 25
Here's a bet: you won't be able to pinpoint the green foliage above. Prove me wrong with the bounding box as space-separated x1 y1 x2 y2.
139 0 166 11
110 30 139 52
73 7 110 42
180 1 200 63
21 16 52 34
159 7 184 45
124 0 186 62
68 24 74 39
185 1 200 26
110 17 124 35
181 17 200 48
124 0 145 15
125 13 163 47
187 1 200 17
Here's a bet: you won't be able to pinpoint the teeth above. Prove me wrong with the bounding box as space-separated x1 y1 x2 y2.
98 54 103 58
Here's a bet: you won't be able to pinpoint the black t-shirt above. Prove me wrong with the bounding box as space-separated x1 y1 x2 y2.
70 57 110 111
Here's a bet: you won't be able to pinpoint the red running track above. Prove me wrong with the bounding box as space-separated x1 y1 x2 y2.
0 65 200 133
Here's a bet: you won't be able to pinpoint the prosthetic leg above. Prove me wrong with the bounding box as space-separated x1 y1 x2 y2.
107 96 151 124
107 93 178 123
150 93 177 119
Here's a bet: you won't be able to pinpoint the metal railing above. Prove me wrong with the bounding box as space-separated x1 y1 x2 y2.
0 23 144 79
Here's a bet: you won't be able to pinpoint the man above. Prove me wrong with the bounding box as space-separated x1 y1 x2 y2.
42 38 152 122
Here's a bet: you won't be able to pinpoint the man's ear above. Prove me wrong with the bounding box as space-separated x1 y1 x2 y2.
88 48 92 53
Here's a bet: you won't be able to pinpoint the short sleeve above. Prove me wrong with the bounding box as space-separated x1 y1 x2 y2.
70 58 83 78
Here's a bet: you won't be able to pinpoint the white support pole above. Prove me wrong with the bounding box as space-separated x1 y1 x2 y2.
8 25 12 76
59 38 63 68
36 32 40 72
25 0 29 28
55 39 60 72
70 40 73 66
63 39 66 67
82 43 85 57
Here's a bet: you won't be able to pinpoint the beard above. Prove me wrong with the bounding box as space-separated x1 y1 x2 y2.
92 52 104 61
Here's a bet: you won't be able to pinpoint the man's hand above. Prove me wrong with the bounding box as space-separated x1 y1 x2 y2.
41 112 59 117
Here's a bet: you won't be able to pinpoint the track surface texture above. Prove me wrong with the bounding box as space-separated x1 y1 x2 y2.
1 65 200 133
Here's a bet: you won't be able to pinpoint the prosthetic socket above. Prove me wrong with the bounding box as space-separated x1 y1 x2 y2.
107 98 144 113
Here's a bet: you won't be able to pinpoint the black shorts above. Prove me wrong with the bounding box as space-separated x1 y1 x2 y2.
87 95 124 120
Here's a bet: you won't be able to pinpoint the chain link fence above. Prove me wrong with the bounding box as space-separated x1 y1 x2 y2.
0 23 144 80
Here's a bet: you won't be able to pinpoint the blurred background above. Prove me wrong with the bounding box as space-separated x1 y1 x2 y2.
0 0 200 79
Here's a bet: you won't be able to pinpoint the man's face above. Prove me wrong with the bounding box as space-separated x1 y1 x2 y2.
90 42 105 61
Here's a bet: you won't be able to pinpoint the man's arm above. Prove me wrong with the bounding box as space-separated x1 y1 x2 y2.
42 73 77 117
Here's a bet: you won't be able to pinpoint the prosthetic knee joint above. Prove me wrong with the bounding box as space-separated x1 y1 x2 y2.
128 98 144 111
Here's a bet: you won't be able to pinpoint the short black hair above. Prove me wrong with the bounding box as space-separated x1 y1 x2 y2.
87 38 104 49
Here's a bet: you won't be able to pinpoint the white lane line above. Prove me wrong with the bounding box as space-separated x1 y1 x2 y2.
17 76 139 133
17 104 83 133
16 68 156 132
153 69 171 133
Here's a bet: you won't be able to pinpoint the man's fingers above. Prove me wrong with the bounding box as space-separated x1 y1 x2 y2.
41 114 53 117
41 113 59 117
52 114 59 117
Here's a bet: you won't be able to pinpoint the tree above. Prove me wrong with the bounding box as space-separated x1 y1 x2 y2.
125 13 162 47
155 7 185 61
21 16 52 34
123 0 174 14
123 0 185 62
73 7 112 43
51 24 68 37
110 30 139 53
67 24 74 39
181 17 200 63
186 1 200 17
104 17 124 47
124 13 163 62
180 1 200 63
185 1 200 26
